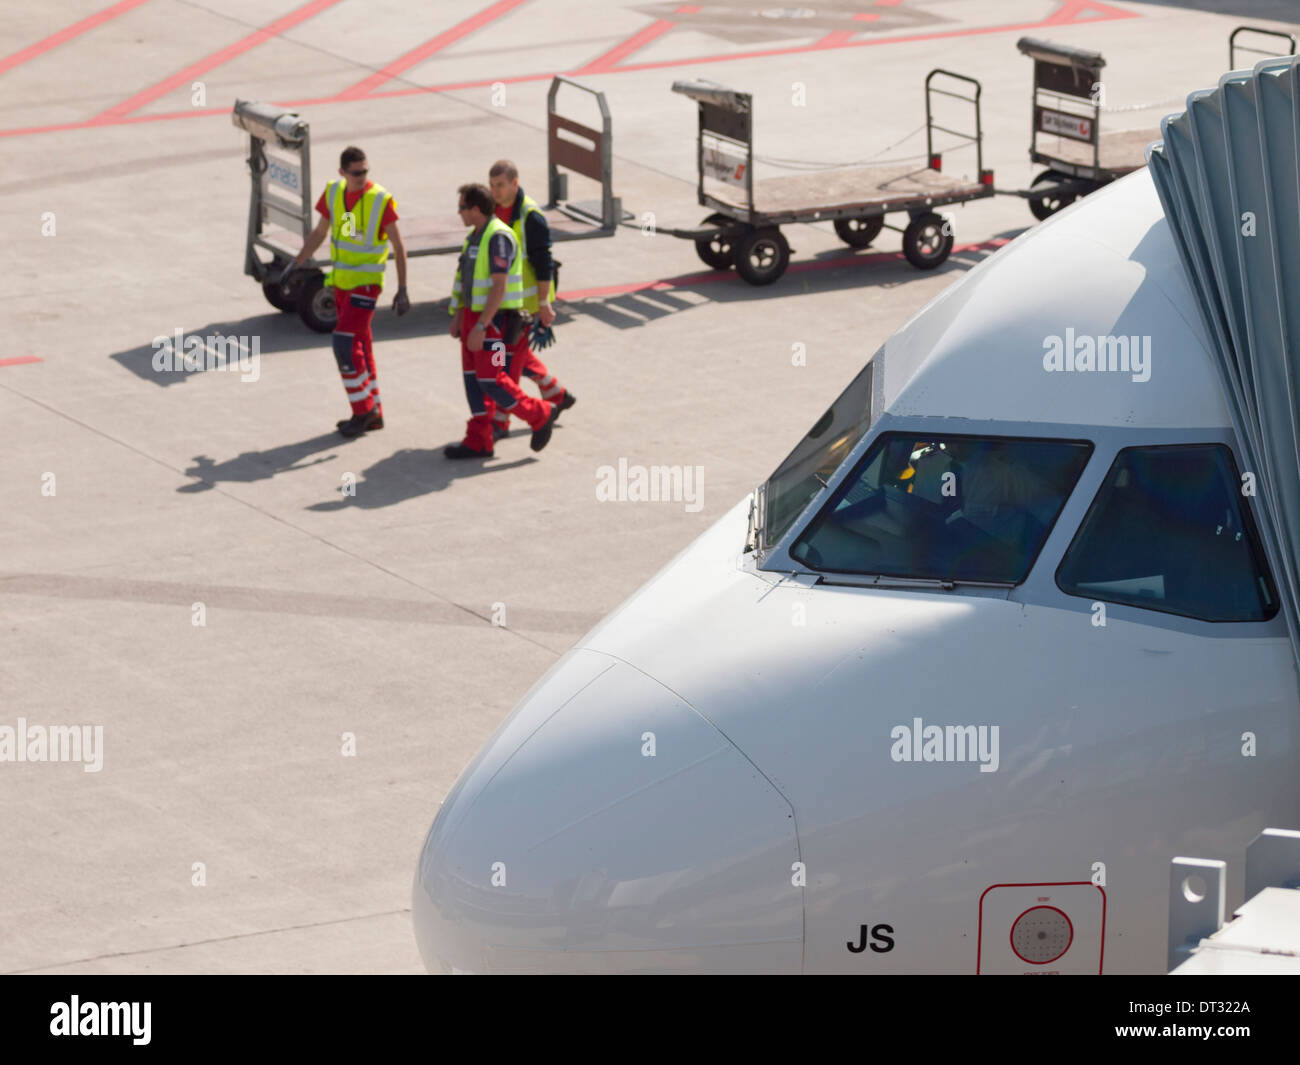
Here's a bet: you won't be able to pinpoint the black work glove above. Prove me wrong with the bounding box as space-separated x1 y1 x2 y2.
393 287 410 316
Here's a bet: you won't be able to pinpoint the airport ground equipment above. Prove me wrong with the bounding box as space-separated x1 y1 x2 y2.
1014 27 1297 221
1169 829 1300 973
1013 37 1156 220
233 77 620 332
660 70 994 285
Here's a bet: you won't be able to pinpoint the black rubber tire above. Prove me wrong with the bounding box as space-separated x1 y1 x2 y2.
834 216 885 248
734 226 790 285
1028 169 1079 221
694 213 736 269
902 213 953 270
296 272 337 333
262 278 296 312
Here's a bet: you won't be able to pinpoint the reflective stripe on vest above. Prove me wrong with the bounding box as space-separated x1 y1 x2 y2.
450 215 523 312
328 180 391 291
512 193 555 312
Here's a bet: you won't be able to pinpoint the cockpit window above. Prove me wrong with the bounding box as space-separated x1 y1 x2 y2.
790 433 1092 583
1056 444 1278 622
762 359 874 547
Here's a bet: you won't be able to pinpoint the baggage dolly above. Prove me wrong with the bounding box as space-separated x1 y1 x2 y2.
661 69 994 285
1014 27 1296 221
232 77 620 332
1013 37 1153 221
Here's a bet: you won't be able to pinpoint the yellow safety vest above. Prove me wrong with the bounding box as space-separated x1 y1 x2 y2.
511 193 557 313
326 180 391 291
450 216 524 313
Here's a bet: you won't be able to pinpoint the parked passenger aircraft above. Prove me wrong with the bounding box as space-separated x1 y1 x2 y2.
412 93 1300 973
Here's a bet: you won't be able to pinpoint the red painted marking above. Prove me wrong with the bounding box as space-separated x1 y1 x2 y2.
0 1 1137 139
675 4 701 12
610 4 1138 76
817 30 857 48
0 356 43 367
853 12 880 21
876 0 904 6
340 0 532 99
976 882 1106 975
0 0 151 78
576 19 677 74
95 0 343 120
561 238 1011 301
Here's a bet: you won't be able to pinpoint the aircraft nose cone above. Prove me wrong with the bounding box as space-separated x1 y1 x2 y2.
413 650 801 973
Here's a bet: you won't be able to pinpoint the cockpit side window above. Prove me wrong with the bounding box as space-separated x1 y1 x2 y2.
789 433 1093 583
1056 444 1279 622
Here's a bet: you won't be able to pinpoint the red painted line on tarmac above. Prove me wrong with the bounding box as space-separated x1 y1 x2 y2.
575 19 678 75
1044 0 1132 24
0 0 151 78
0 356 43 368
609 3 1138 76
816 30 857 48
339 0 532 99
561 238 1012 301
94 0 344 120
0 1 1135 138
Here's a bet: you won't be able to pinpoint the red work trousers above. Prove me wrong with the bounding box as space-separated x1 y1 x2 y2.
493 330 566 433
333 287 381 416
459 309 552 452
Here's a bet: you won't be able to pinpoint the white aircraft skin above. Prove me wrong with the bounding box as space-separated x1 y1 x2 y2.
412 171 1300 974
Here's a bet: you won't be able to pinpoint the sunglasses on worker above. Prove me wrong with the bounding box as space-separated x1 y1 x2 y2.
345 167 368 177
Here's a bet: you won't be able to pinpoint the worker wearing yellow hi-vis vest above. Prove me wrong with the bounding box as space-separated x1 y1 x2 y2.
445 183 560 460
282 145 409 438
488 160 575 442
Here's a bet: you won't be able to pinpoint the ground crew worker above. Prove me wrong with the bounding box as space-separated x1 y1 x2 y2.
487 159 574 442
445 183 560 459
280 146 409 438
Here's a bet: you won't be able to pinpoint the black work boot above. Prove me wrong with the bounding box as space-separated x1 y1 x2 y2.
530 402 563 453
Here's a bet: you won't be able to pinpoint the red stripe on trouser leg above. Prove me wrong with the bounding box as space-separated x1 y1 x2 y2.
335 288 378 415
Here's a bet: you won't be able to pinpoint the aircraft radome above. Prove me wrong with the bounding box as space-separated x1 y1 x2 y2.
411 156 1300 975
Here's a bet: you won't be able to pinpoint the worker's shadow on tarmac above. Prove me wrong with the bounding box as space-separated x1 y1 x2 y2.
179 433 342 491
305 446 534 511
178 432 534 506
570 229 1027 331
110 302 454 388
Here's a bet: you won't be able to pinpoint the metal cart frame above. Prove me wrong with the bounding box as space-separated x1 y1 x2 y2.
659 69 993 284
1229 25 1296 69
1012 27 1298 221
233 77 620 332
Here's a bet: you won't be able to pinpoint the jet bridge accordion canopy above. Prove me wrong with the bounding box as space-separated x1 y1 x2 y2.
1148 54 1300 675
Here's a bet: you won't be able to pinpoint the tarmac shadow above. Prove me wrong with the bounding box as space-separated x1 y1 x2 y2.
306 447 536 511
179 433 342 491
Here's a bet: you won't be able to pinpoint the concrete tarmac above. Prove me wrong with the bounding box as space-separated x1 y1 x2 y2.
1 0 1294 973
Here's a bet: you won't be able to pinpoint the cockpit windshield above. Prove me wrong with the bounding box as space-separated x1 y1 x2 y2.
761 359 875 548
789 433 1093 584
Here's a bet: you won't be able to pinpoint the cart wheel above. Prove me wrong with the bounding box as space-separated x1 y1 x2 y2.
902 213 953 271
296 272 337 333
734 226 790 285
834 216 884 248
262 279 296 313
1028 169 1077 221
695 213 735 270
